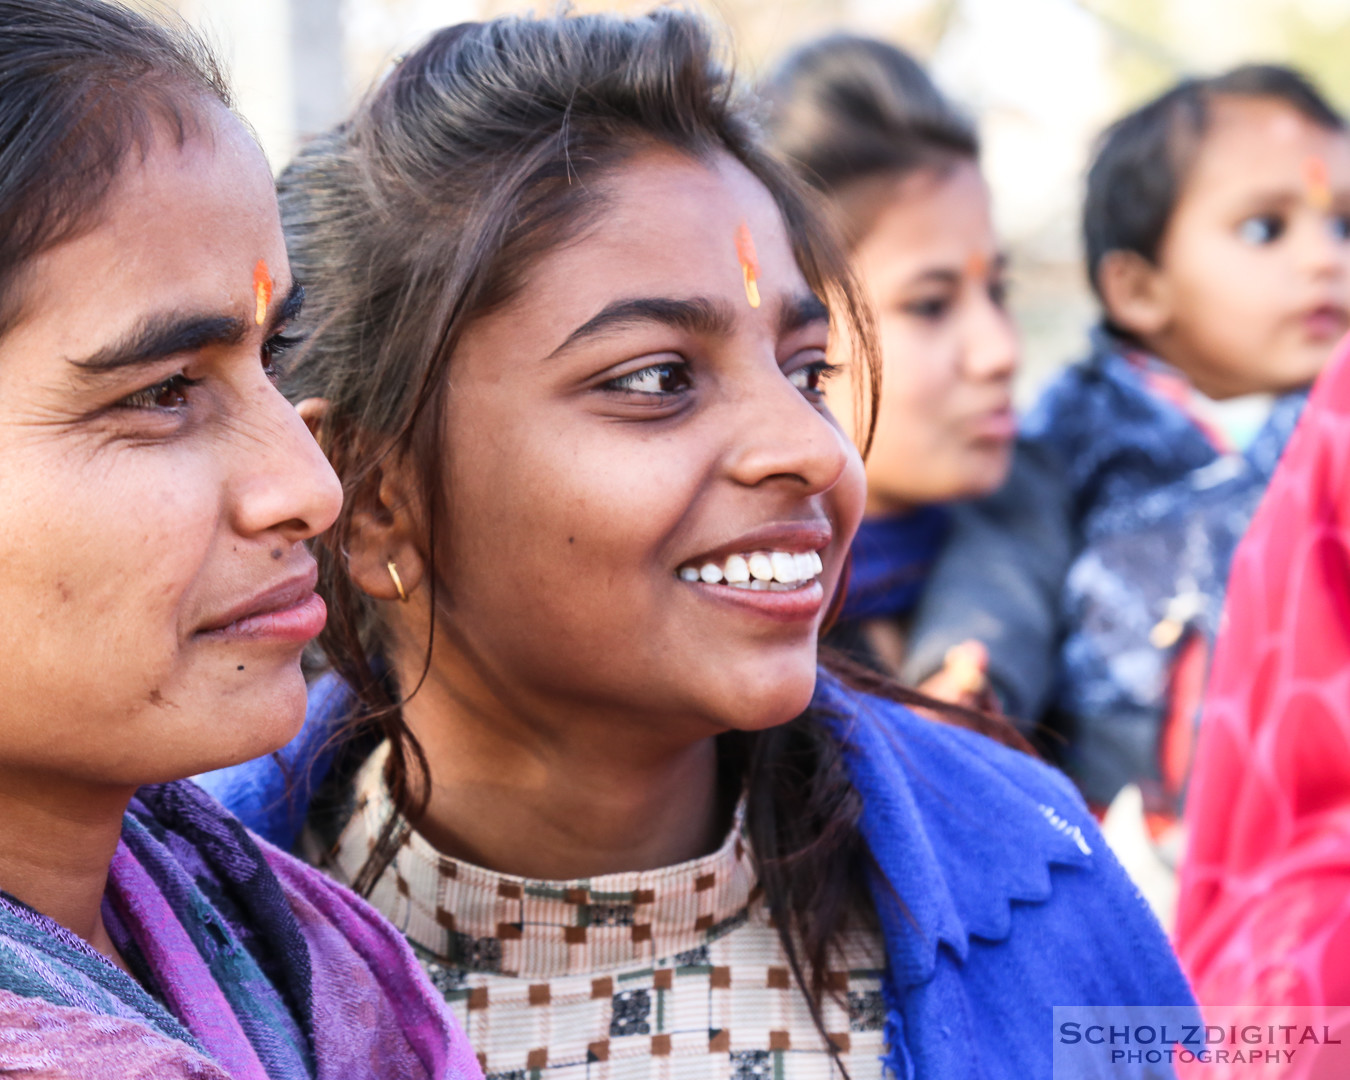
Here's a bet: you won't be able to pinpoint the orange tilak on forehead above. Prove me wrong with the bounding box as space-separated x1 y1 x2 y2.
734 222 761 309
1304 155 1332 211
253 259 273 326
964 251 989 282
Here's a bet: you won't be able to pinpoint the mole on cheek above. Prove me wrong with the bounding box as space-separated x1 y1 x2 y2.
55 581 72 603
271 549 283 560
237 665 245 671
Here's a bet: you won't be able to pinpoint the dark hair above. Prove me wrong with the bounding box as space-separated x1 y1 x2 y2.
1084 63 1345 302
761 33 977 242
0 0 231 335
280 9 1017 1050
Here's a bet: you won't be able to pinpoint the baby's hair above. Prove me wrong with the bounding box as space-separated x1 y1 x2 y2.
0 0 230 335
1084 63 1345 301
761 33 977 244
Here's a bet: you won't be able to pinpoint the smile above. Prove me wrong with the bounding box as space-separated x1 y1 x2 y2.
677 549 824 589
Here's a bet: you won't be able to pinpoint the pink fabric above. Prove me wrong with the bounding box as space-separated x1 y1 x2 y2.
0 988 232 1078
1177 334 1350 1007
260 844 483 1080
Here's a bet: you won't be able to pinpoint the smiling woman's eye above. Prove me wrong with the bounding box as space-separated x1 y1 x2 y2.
115 373 201 411
1331 215 1350 243
1238 214 1285 245
261 332 305 381
605 360 692 396
787 357 840 398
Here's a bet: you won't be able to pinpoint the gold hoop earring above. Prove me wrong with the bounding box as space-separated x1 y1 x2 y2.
386 558 409 603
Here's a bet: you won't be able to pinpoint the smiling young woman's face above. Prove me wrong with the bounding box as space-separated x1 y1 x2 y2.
0 105 342 789
423 146 866 735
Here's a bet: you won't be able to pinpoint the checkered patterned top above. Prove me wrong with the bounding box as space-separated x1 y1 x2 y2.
309 744 888 1080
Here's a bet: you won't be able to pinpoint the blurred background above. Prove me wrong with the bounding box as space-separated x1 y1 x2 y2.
139 0 1350 398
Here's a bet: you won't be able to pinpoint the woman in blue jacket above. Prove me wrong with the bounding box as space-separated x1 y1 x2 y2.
202 10 1193 1077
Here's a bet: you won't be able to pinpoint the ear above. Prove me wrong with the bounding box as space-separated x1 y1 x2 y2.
1095 249 1172 340
344 452 428 605
295 397 329 442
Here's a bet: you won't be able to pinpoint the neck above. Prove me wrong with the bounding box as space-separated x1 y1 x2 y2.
389 626 726 881
0 769 132 964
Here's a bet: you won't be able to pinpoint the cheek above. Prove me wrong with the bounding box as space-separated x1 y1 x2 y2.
443 401 702 624
0 441 225 767
0 445 210 629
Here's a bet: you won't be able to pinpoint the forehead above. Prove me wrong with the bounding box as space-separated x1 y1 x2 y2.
2 107 283 350
1183 95 1350 192
853 162 992 257
523 145 807 313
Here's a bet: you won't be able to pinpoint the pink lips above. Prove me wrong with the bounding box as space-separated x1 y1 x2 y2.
692 579 827 624
967 406 1017 443
197 565 327 644
1303 304 1349 342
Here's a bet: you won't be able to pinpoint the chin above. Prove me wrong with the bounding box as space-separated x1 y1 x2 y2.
180 670 310 780
711 649 820 733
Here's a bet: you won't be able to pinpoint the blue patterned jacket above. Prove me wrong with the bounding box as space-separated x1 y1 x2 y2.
1025 329 1307 808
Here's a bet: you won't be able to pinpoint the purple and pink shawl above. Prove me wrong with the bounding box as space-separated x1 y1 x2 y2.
0 780 482 1080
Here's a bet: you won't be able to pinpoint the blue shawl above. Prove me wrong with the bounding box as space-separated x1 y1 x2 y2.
838 506 951 622
200 672 1193 1078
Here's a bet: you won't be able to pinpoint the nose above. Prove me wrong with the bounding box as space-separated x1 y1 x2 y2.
230 378 343 545
960 288 1020 382
721 356 856 495
1300 211 1349 280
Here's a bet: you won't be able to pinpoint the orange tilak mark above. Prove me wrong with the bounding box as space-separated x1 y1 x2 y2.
964 251 989 282
1304 155 1332 211
735 222 761 309
253 259 273 326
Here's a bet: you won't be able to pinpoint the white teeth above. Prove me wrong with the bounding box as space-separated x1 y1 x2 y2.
747 553 775 581
770 551 799 583
679 549 825 588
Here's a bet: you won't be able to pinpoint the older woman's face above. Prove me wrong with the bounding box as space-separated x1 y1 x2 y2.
0 108 342 788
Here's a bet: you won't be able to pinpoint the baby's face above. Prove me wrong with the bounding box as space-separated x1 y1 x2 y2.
1148 95 1350 399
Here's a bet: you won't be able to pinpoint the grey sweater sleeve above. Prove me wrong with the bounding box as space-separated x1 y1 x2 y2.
900 440 1077 731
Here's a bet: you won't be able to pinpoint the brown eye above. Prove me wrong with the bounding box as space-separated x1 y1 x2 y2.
787 356 838 397
606 361 692 395
116 373 198 411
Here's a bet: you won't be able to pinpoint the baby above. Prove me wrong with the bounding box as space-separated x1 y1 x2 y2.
1030 64 1350 824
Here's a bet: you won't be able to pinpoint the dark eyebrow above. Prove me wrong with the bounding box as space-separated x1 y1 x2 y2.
547 296 737 358
780 292 830 335
910 255 1010 289
70 280 304 374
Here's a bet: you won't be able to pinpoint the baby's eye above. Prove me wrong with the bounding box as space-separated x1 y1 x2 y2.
115 373 200 411
605 361 691 396
787 357 839 398
1237 214 1285 245
1330 215 1350 242
989 277 1010 308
